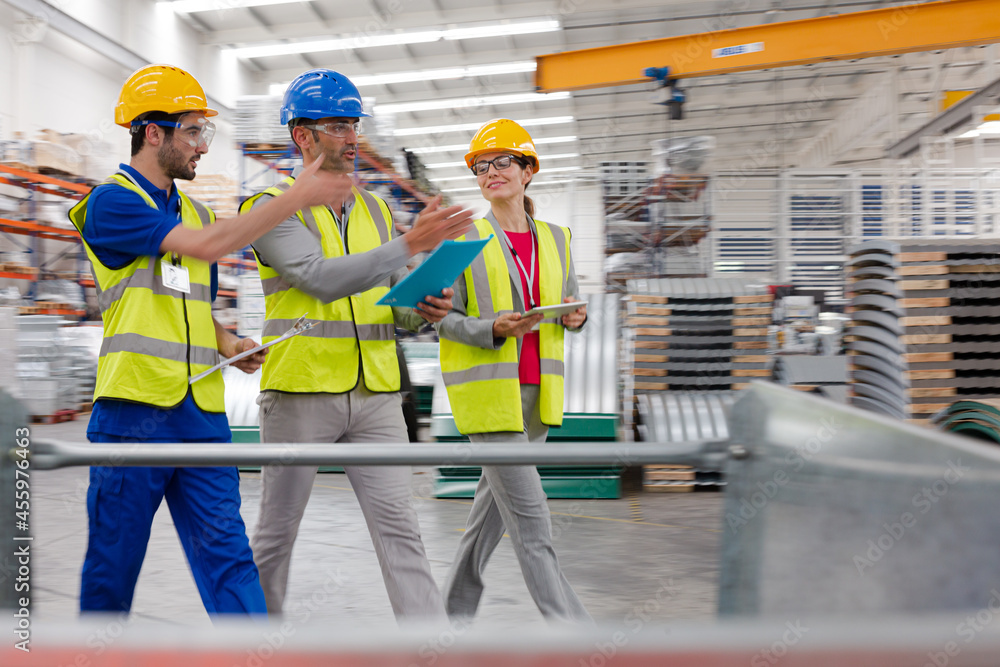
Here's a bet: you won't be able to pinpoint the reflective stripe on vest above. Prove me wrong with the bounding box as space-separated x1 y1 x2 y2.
68 174 225 412
239 179 400 394
439 216 571 434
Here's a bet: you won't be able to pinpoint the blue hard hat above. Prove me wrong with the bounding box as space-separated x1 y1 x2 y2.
279 69 370 125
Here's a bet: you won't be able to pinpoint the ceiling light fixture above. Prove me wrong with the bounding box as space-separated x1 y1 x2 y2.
426 153 580 169
430 165 582 183
168 0 301 12
268 61 536 96
409 136 577 155
441 178 577 193
227 19 559 59
376 92 570 115
394 116 574 138
958 119 1000 138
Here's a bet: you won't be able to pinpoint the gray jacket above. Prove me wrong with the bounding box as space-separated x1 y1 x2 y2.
248 168 426 333
435 210 585 354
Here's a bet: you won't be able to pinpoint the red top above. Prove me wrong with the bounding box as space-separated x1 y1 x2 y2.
506 230 541 385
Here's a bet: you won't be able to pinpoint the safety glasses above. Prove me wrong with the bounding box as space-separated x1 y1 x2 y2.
302 121 362 138
131 118 217 149
471 154 526 176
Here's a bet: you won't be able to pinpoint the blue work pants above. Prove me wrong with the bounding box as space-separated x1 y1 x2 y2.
80 434 266 617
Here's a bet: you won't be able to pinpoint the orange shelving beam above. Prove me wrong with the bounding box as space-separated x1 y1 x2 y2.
218 257 256 270
0 164 91 197
356 148 431 205
0 217 80 243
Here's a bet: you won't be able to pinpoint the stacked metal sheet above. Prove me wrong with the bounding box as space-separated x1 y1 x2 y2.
931 399 1000 443
773 354 849 401
233 95 287 144
893 239 1000 426
845 240 910 420
635 391 734 490
623 278 773 396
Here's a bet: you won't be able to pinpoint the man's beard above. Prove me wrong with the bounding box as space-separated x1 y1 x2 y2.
158 139 196 181
322 145 354 173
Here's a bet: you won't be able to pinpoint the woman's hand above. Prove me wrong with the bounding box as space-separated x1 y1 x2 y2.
492 312 544 338
561 296 587 329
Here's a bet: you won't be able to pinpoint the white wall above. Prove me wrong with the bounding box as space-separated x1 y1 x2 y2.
446 179 605 294
0 0 255 176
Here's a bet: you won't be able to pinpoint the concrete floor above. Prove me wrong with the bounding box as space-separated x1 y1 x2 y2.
29 418 724 630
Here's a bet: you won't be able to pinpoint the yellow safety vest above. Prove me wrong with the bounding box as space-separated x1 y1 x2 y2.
440 216 571 434
68 173 225 412
239 179 400 393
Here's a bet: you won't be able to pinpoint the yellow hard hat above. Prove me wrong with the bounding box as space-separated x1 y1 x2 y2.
114 64 218 128
465 118 540 172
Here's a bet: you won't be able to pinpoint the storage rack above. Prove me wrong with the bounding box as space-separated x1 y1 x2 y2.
602 162 712 289
0 163 92 317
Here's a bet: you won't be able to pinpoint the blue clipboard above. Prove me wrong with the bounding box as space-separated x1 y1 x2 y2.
377 235 494 308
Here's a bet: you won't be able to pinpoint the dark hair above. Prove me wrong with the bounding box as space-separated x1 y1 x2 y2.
130 111 182 156
288 118 318 152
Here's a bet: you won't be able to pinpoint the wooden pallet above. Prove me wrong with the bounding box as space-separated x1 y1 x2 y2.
643 481 695 493
0 263 38 275
30 409 77 425
643 465 696 492
644 465 696 482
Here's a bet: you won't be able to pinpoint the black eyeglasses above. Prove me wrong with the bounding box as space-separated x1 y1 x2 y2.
471 154 526 176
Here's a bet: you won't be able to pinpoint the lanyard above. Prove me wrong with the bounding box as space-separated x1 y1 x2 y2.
501 229 537 309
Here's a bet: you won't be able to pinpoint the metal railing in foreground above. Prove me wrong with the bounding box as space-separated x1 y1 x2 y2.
4 615 1000 667
5 382 1000 623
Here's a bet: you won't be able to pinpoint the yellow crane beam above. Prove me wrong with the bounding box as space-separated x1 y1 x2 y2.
535 0 1000 92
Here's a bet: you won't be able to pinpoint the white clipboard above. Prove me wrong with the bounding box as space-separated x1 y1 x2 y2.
189 314 316 384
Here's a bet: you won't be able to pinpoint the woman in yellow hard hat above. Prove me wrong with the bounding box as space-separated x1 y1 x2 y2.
436 118 590 622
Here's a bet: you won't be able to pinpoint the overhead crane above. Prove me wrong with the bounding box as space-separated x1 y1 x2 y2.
535 0 1000 121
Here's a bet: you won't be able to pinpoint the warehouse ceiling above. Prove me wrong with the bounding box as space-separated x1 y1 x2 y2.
169 0 1000 186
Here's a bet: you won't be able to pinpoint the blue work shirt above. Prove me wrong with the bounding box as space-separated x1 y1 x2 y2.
83 163 229 442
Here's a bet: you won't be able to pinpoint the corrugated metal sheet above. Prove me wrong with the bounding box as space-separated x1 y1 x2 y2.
846 239 900 256
846 240 909 421
564 292 619 414
899 239 1000 252
625 277 770 298
635 391 736 443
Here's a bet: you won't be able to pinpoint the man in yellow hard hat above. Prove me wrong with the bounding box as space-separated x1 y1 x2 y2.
69 64 350 617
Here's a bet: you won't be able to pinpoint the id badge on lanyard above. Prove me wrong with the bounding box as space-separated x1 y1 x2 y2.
502 230 537 309
161 256 191 293
161 206 190 294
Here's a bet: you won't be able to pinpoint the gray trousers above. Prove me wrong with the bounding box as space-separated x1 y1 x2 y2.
251 386 445 621
444 384 591 623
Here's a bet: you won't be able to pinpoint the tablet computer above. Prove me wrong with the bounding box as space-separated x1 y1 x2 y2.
522 300 588 318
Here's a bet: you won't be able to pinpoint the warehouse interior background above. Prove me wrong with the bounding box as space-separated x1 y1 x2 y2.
5 0 1000 659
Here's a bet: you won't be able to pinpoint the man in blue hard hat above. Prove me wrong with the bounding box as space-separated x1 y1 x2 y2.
240 69 473 621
